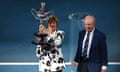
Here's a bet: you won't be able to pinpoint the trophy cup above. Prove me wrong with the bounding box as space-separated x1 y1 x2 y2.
31 1 54 50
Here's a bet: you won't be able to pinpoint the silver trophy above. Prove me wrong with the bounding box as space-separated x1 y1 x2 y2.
31 2 54 49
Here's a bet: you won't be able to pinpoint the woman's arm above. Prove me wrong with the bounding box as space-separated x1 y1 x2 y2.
36 45 44 58
54 31 64 46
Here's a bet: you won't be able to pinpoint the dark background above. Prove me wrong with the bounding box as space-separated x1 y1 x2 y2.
0 0 120 72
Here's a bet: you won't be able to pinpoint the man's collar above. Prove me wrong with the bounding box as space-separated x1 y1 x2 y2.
86 28 95 33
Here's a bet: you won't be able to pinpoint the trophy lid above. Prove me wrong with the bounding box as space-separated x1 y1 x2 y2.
41 2 46 9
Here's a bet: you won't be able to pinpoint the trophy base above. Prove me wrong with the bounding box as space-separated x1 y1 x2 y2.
32 32 52 51
32 32 48 45
32 41 51 51
32 41 48 45
34 32 48 37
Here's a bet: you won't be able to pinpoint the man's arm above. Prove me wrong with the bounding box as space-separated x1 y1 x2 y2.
100 34 108 72
71 32 82 67
74 32 82 62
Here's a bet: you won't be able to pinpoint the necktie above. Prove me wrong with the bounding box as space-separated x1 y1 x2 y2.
83 32 90 59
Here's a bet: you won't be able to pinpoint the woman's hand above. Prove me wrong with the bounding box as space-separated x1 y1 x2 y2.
39 24 49 34
39 24 46 32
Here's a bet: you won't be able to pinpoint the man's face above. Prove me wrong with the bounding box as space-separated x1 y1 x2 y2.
84 16 95 32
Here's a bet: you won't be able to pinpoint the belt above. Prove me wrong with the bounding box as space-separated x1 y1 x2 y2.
81 57 89 62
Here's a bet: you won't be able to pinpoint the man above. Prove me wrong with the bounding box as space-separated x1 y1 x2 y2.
71 15 108 72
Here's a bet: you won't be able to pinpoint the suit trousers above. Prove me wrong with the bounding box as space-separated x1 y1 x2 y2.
77 59 89 72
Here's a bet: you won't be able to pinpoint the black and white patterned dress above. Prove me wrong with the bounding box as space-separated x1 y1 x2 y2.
36 30 66 72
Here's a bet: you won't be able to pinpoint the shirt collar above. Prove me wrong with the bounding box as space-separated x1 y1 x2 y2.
49 30 57 36
86 28 95 34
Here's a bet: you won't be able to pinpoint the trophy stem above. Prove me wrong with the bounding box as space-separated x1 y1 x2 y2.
40 20 42 24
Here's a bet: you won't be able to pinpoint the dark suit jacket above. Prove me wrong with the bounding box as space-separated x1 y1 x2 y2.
74 29 108 72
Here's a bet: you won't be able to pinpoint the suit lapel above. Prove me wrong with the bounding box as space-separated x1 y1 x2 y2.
81 30 86 43
91 29 97 49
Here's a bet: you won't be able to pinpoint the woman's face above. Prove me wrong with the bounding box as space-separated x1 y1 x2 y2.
48 21 57 31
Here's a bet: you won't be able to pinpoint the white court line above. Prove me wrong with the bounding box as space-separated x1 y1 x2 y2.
0 62 120 65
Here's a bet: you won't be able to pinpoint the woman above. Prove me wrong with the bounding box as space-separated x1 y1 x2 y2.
36 16 66 72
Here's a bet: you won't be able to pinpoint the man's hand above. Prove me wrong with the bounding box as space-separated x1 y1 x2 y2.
101 69 106 72
71 61 78 67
